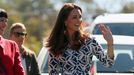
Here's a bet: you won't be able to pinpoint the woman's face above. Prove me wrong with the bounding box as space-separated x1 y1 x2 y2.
65 8 82 34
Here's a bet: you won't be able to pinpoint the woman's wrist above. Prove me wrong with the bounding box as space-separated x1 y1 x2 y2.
107 44 113 46
107 41 113 45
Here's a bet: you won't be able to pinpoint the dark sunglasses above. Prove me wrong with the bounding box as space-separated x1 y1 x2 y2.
13 32 27 37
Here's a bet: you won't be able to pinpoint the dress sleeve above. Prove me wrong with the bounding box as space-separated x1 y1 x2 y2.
48 52 60 75
89 39 114 68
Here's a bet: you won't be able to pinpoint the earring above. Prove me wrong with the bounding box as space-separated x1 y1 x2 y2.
64 25 66 34
64 30 66 34
65 23 67 26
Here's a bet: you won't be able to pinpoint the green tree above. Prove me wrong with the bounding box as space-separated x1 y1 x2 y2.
0 0 57 55
121 2 134 13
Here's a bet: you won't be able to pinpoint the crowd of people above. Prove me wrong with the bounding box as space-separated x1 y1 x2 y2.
0 2 114 75
0 8 40 75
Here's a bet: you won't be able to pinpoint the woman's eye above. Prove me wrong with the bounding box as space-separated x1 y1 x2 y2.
73 16 77 19
72 15 82 20
79 15 82 19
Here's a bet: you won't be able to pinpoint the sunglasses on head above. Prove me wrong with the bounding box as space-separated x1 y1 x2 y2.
13 32 27 37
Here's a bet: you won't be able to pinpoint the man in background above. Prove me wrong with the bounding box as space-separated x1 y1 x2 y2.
9 22 40 75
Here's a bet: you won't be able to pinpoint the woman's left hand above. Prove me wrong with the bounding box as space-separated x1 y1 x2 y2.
99 24 113 45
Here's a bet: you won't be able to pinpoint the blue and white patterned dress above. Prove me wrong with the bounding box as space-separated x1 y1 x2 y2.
49 38 114 75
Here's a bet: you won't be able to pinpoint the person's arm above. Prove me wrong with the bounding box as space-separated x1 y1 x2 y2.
13 42 25 75
99 24 114 59
48 52 60 75
91 39 114 68
91 24 114 68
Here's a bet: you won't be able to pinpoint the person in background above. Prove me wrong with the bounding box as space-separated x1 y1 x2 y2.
0 8 25 75
9 22 40 75
46 3 114 75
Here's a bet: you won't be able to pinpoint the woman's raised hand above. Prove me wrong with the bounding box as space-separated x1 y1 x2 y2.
99 24 113 45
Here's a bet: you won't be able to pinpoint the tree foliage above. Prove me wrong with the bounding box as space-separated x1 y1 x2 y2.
121 2 134 13
0 0 56 55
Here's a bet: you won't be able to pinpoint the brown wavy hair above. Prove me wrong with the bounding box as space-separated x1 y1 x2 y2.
46 3 89 57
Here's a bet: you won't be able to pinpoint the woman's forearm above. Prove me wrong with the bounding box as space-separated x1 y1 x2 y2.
107 43 114 59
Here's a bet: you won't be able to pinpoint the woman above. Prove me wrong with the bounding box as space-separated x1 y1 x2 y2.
46 3 114 75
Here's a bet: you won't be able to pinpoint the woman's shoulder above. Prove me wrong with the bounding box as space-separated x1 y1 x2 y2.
85 36 98 45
